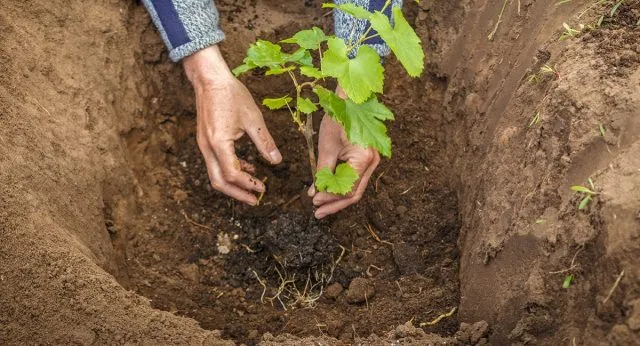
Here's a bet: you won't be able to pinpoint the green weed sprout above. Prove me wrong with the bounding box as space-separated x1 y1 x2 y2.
571 178 599 210
563 274 574 289
233 1 425 195
560 22 583 40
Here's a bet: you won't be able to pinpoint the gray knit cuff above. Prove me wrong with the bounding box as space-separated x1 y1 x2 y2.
334 0 403 58
169 30 225 62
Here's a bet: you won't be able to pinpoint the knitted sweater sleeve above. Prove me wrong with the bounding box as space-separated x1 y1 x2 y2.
141 0 401 62
141 0 225 62
333 0 403 57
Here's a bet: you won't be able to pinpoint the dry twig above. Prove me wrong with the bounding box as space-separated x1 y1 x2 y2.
603 270 624 304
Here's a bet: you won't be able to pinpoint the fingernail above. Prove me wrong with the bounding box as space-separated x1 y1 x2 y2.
307 186 316 197
269 149 282 164
315 211 324 219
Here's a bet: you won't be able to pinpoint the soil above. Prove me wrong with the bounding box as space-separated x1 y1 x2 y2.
1 0 639 345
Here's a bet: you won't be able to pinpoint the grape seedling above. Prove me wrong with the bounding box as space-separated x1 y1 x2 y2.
233 1 425 196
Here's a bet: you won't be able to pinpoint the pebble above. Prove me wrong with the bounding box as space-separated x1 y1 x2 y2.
178 263 200 283
325 282 344 299
346 278 375 304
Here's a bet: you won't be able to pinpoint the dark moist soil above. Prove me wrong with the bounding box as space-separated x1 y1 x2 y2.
118 0 461 344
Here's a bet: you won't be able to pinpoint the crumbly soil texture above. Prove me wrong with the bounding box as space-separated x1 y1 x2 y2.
1 0 640 345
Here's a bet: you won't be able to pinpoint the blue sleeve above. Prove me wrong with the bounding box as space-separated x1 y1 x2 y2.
334 0 403 57
142 0 225 62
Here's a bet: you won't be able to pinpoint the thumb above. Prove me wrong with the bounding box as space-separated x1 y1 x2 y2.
308 139 340 197
247 116 282 165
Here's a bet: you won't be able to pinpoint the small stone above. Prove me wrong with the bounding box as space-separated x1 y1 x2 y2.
325 282 344 299
393 243 425 275
172 189 188 202
627 299 640 331
178 263 200 283
396 205 408 216
247 329 259 340
346 278 375 304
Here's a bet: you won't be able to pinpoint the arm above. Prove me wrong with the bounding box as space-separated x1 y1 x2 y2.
311 0 402 219
142 1 282 206
141 0 225 62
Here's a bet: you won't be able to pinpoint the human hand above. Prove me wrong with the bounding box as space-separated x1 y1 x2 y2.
308 86 380 219
183 45 282 206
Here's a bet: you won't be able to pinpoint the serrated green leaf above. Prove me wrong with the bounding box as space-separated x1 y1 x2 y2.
571 185 596 195
287 48 313 67
265 65 296 76
315 163 359 195
321 37 384 104
246 40 288 67
322 3 372 19
232 62 256 76
578 195 592 210
562 274 573 289
297 97 318 114
263 96 292 110
281 27 327 49
314 86 393 157
369 7 425 77
300 66 324 79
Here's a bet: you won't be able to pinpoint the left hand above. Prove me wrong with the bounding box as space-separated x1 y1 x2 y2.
307 86 381 219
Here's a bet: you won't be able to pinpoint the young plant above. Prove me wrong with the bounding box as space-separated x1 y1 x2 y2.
233 1 425 195
571 178 599 210
560 22 583 40
563 274 574 289
528 111 541 127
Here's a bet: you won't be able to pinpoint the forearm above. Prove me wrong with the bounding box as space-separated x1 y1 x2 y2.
141 0 225 62
334 0 403 57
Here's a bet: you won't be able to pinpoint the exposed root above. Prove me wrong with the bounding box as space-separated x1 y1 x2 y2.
252 245 346 310
419 307 457 327
180 210 211 230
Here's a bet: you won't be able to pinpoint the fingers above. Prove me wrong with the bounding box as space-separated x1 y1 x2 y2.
309 131 341 198
212 140 265 192
314 151 380 219
198 136 265 206
246 116 282 165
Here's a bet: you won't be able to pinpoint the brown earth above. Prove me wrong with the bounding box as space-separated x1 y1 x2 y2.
1 0 639 345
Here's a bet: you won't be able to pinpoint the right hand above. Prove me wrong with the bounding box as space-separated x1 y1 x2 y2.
183 45 282 206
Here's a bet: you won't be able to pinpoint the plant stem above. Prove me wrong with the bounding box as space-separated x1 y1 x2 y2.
304 114 317 178
287 69 317 180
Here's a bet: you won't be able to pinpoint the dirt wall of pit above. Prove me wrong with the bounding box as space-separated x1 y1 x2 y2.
0 1 233 344
1 0 639 345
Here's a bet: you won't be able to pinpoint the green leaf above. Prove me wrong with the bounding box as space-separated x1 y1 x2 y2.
300 66 324 79
322 3 372 19
297 97 318 114
369 7 425 77
321 37 384 104
246 40 288 67
315 163 359 195
266 65 296 76
263 96 292 110
232 62 256 77
578 195 592 210
286 48 314 67
314 86 393 157
562 274 573 289
281 27 327 49
571 185 596 195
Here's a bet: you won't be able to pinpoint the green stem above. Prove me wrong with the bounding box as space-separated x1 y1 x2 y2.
287 69 317 180
347 0 392 52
